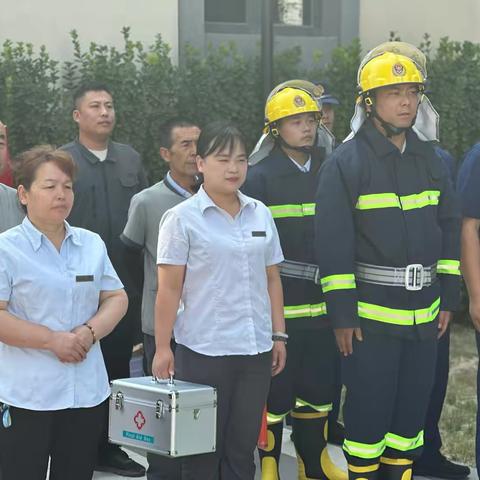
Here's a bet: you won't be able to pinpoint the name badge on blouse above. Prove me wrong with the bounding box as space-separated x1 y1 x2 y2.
76 275 94 282
251 231 266 237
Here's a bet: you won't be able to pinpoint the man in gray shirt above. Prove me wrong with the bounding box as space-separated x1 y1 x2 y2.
121 118 200 480
0 121 23 233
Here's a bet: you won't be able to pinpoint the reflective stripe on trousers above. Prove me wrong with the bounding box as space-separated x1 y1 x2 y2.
343 430 424 459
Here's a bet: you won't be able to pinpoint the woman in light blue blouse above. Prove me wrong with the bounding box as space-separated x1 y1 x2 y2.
0 146 128 480
153 122 287 480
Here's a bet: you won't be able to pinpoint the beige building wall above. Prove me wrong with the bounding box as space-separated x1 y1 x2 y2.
0 0 179 64
359 0 480 51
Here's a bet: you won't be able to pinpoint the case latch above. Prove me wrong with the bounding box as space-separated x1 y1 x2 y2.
114 392 124 410
156 399 165 419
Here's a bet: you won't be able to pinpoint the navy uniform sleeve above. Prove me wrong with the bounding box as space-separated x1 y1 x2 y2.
458 143 480 219
315 151 359 329
434 145 457 183
436 158 461 311
242 165 267 203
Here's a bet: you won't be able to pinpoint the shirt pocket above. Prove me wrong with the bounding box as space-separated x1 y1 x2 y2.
73 278 100 323
119 171 140 189
246 222 271 266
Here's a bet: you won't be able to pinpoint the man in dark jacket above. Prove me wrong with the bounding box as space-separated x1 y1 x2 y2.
243 83 346 480
62 82 148 477
413 145 470 479
315 43 461 480
457 141 480 479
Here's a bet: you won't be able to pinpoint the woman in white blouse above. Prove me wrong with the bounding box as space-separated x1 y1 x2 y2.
152 122 286 479
0 146 128 480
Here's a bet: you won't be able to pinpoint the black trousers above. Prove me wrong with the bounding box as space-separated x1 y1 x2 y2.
416 327 450 465
175 344 272 480
329 353 343 423
143 333 182 480
98 294 140 454
267 328 336 417
0 401 105 480
342 330 437 467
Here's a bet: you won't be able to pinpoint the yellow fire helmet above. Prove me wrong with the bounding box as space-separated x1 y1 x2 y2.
264 87 321 134
267 79 324 103
358 41 427 82
358 51 425 96
345 44 438 143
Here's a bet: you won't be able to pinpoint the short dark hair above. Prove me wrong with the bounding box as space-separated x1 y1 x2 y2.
158 118 199 149
73 81 113 109
197 121 246 158
13 145 78 192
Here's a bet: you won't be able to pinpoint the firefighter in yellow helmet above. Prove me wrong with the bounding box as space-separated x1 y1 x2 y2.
314 44 460 480
249 81 335 166
360 51 424 137
243 83 347 480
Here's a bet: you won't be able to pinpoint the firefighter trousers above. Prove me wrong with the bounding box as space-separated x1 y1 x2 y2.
259 328 345 479
267 328 336 418
341 329 437 476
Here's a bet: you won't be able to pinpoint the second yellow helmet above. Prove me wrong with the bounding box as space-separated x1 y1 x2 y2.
264 87 320 133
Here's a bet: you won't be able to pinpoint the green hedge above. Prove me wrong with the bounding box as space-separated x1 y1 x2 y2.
0 29 479 181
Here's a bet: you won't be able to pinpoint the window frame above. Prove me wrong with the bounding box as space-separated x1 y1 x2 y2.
273 0 313 28
204 0 324 37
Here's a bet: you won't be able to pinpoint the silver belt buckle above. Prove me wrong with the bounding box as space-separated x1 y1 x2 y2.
405 264 424 291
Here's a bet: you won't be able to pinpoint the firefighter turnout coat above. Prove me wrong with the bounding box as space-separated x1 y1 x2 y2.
314 120 461 339
243 146 327 331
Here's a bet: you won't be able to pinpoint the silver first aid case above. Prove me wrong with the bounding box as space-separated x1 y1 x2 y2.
109 377 217 457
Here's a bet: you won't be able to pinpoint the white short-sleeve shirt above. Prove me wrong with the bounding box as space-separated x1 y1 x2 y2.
157 186 284 356
0 218 123 410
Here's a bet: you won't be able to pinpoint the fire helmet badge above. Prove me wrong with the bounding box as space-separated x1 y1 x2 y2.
392 63 406 76
294 95 306 107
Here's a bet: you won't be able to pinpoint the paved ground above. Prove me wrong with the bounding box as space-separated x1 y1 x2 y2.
94 355 476 479
93 428 477 479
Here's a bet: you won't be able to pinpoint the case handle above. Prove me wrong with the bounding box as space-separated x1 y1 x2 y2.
152 374 175 386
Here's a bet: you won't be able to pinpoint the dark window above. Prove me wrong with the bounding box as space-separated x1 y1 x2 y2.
205 0 247 23
273 0 312 26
